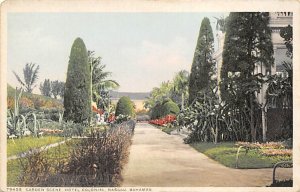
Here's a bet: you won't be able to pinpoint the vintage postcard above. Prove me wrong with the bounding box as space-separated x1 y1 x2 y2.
0 0 299 192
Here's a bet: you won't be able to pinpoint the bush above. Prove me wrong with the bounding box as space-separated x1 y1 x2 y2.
115 96 135 117
19 125 133 187
151 99 180 119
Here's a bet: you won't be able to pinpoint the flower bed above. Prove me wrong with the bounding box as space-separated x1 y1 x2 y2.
235 141 292 157
149 114 176 126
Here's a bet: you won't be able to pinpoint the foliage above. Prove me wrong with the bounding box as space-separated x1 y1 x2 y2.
17 123 134 187
114 114 131 124
144 81 173 110
8 84 63 110
39 79 52 97
170 70 189 110
150 99 179 119
280 25 293 58
220 12 274 142
115 96 135 117
7 87 27 137
191 142 292 169
13 63 40 93
50 80 65 99
88 50 119 110
188 17 215 105
64 38 91 123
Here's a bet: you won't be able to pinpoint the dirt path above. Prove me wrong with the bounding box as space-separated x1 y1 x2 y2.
121 123 292 187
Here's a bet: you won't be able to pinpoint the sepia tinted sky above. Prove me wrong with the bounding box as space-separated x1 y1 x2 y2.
8 12 227 92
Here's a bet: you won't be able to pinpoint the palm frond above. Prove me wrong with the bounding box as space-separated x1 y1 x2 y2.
13 71 26 87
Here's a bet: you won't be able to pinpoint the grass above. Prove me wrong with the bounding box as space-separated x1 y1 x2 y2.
190 142 292 169
7 139 76 187
161 125 178 134
7 136 65 157
153 124 178 135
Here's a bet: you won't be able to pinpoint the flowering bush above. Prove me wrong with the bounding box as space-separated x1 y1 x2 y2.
149 114 177 126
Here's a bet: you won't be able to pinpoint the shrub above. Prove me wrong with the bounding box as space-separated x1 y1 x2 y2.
162 100 180 116
115 96 135 117
19 125 134 187
151 100 180 119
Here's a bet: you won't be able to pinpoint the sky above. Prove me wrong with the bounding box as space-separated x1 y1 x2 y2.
8 12 227 93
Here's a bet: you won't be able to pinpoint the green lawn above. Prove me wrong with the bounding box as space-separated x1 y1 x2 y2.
7 136 64 157
190 142 292 169
7 139 76 187
161 126 178 134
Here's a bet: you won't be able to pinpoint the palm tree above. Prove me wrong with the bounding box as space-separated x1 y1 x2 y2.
13 63 40 93
88 51 119 110
172 70 189 110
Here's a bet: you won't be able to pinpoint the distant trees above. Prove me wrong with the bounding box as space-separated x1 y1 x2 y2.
220 12 274 142
39 79 65 99
188 17 215 105
64 38 91 123
39 79 51 97
13 63 40 93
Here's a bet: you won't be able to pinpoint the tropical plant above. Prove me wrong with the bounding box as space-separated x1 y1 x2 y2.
188 17 215 105
13 63 40 93
7 87 26 137
171 70 189 110
63 38 91 123
88 50 119 110
144 81 173 110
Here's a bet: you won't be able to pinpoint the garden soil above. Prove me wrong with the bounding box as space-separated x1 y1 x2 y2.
121 123 293 187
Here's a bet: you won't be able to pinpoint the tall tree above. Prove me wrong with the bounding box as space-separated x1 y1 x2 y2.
188 17 215 105
64 38 91 123
220 12 274 142
13 63 40 93
39 79 51 97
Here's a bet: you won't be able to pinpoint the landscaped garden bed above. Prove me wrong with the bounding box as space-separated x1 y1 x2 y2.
190 142 292 169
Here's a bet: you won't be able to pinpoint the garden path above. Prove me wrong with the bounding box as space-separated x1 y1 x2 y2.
121 123 292 187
